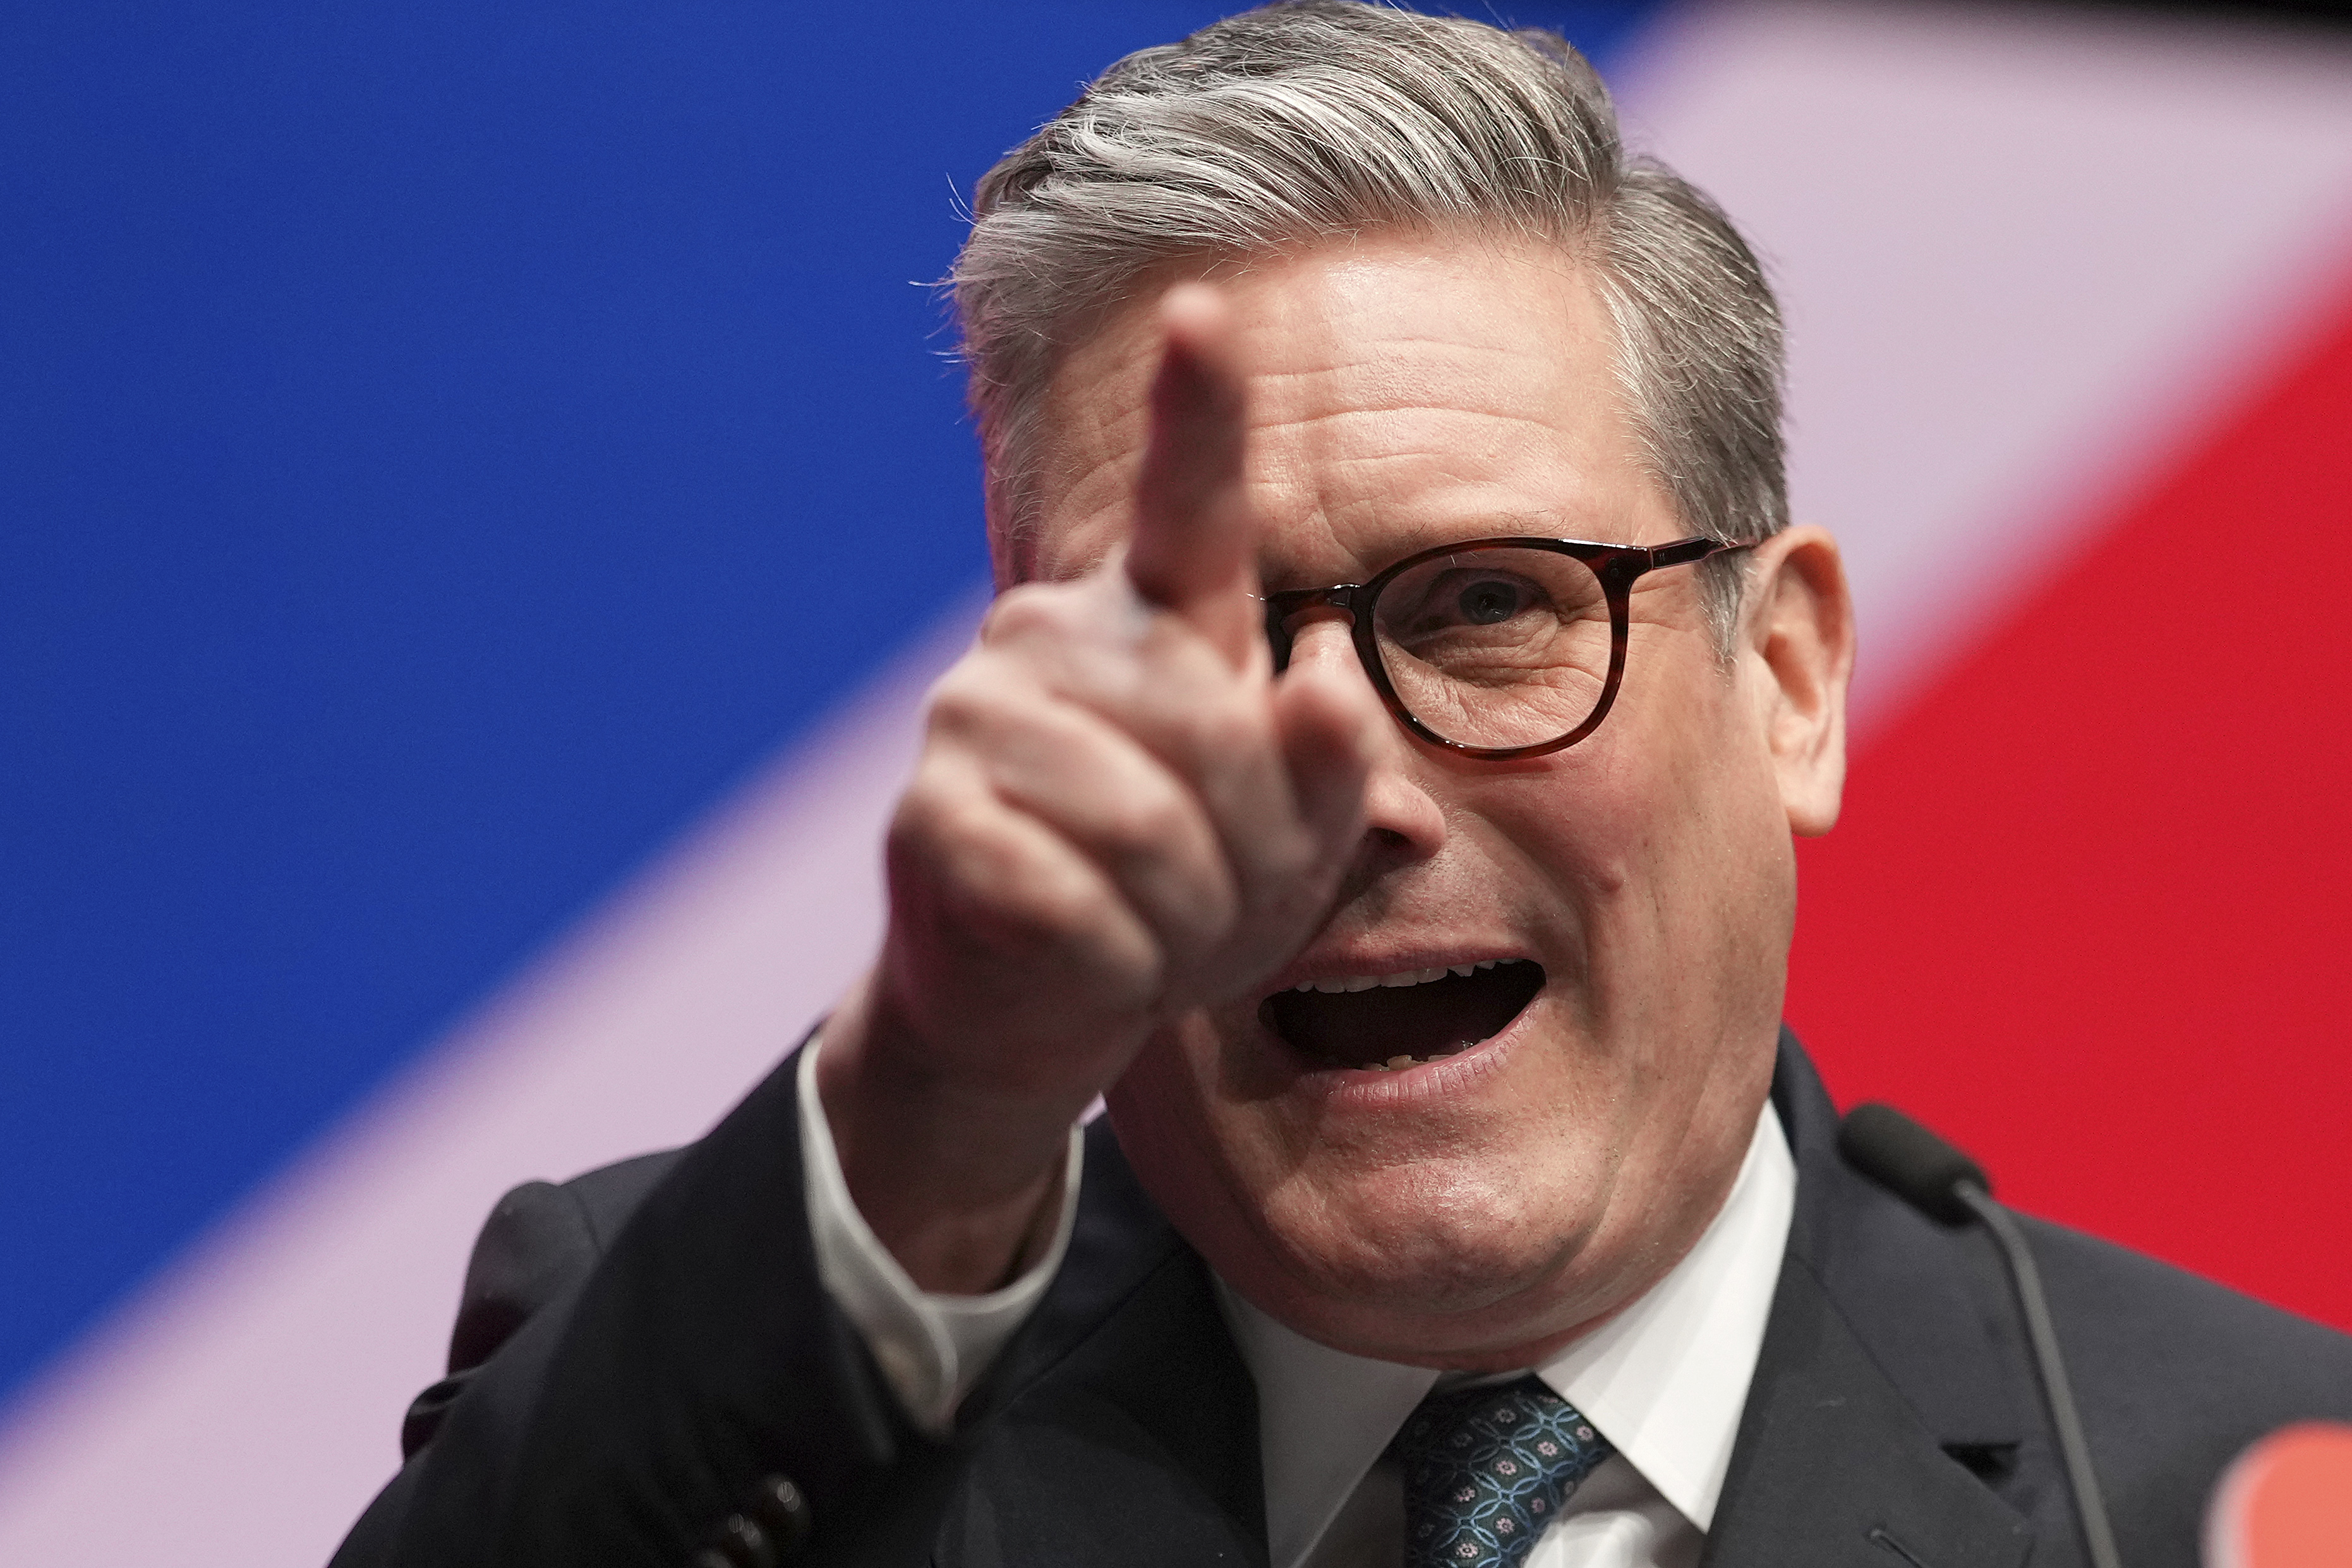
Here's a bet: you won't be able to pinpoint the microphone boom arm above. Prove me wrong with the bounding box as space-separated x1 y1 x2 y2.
1951 1181 2123 1568
1837 1102 2125 1568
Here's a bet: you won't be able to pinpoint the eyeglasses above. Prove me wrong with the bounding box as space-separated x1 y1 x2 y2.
1259 535 1736 761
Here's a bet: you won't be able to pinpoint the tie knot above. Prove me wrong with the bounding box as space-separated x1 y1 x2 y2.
1390 1375 1614 1568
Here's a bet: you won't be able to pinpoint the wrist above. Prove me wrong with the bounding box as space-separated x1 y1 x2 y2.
817 971 1082 1293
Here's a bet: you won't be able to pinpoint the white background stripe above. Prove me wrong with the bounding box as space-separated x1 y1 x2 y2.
1620 0 2352 730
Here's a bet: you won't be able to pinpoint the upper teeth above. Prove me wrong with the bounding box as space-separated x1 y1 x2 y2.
1291 958 1510 994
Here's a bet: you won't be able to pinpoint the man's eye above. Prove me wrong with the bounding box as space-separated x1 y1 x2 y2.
1455 579 1524 625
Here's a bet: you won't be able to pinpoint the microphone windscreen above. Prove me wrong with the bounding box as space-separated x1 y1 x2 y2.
2205 1422 2352 1568
1836 1102 1989 1226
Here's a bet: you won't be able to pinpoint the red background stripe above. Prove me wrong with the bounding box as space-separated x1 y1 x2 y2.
1790 256 2352 1332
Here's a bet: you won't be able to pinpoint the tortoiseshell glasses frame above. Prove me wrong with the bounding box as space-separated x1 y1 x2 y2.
1257 534 1737 763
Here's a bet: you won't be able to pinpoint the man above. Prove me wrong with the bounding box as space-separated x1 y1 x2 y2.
332 6 2352 1567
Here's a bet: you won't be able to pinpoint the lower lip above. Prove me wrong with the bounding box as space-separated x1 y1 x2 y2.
1277 992 1541 1111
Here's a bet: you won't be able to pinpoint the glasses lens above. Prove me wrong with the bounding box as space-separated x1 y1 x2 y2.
1370 546 1613 751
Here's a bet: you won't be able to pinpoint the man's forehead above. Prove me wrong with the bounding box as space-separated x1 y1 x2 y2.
1018 502 1661 595
1002 234 1649 586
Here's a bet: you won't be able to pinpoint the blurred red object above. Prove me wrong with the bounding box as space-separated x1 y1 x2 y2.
2205 1423 2352 1568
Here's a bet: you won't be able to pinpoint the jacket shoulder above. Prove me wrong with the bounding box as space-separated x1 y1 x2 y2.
2025 1214 2352 1564
400 1149 685 1457
1766 1035 2352 1568
341 1044 920 1568
451 1152 684 1366
2027 1212 2352 1432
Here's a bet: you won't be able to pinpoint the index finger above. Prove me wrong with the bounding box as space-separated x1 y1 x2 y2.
1125 282 1262 668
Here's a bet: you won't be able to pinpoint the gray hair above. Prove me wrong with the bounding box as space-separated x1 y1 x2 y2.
950 0 1786 641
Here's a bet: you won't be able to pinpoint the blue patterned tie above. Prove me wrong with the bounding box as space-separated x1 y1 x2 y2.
1390 1375 1615 1568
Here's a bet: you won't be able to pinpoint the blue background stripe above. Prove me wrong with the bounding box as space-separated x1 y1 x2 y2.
0 1 1658 1408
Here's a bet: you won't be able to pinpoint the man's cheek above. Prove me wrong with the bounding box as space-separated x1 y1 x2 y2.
1483 795 1648 936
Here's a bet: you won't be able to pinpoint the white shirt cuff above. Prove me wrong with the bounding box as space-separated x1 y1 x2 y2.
797 1035 1084 1436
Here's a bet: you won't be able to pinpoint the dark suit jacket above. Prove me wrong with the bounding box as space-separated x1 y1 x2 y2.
330 1031 2352 1567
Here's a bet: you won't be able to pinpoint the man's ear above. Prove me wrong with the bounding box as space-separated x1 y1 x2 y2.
1742 526 1855 836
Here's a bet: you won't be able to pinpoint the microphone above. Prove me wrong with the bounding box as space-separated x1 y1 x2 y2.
1838 1103 2123 1568
2204 1422 2352 1568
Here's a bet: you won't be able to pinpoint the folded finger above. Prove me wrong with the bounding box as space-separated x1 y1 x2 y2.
931 673 1242 966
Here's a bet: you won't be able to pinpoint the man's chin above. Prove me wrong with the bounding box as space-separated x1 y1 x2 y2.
1226 1255 1611 1372
1111 1019 1629 1357
1217 1181 1619 1359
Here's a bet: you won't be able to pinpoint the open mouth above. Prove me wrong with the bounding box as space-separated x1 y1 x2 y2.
1259 958 1545 1073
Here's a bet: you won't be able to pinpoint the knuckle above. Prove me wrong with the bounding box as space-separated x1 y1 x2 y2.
886 768 974 862
1097 785 1197 862
944 857 1132 976
890 779 1137 967
924 658 1009 727
980 581 1084 646
923 665 1052 753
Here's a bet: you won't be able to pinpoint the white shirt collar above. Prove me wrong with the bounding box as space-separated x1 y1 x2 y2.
1217 1101 1796 1568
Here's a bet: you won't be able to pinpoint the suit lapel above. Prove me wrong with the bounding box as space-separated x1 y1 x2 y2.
1702 1257 2032 1568
1702 1035 2034 1568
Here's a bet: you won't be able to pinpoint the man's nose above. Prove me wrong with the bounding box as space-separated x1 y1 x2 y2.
1275 610 1394 739
1276 610 1449 860
1274 608 1361 676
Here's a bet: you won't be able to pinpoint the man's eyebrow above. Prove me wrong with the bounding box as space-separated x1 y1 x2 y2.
1261 512 1599 584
